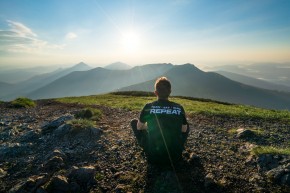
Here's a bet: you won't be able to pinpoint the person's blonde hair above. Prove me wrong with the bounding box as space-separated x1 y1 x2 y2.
155 77 171 99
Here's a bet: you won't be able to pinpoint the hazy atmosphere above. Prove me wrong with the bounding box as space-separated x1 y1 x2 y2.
1 0 290 68
2 1 290 193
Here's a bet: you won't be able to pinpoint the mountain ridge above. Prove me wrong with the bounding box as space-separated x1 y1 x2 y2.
120 64 290 110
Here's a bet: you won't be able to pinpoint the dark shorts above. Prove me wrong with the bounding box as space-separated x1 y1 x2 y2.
130 119 189 164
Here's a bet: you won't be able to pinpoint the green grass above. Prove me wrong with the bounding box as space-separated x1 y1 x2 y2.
56 92 290 123
67 119 95 129
251 146 290 155
11 97 36 108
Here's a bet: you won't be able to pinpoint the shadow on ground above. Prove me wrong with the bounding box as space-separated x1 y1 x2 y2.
144 157 223 193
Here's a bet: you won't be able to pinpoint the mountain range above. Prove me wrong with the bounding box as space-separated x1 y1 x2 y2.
208 63 290 87
1 62 290 110
0 62 92 100
215 71 290 93
121 64 290 110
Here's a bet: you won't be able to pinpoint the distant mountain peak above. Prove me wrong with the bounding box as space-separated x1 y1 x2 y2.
171 63 203 73
70 62 92 71
104 62 132 70
74 62 89 67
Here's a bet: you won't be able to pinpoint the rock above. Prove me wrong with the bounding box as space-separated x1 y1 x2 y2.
266 166 290 186
36 187 48 193
0 143 33 160
187 152 201 164
67 127 102 142
43 156 65 172
18 130 39 142
0 168 7 178
257 154 279 172
0 126 18 141
8 175 49 193
42 115 74 134
45 175 70 193
53 124 71 137
70 181 81 193
245 155 256 166
236 128 255 139
51 149 67 160
204 173 216 189
115 184 129 193
280 173 290 186
68 166 96 188
0 121 9 126
90 127 103 136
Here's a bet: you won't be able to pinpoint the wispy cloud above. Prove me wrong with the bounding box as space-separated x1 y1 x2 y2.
0 20 64 54
7 20 37 37
65 32 77 40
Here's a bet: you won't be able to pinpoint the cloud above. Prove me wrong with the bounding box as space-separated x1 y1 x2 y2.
65 32 77 40
7 20 37 37
0 20 64 54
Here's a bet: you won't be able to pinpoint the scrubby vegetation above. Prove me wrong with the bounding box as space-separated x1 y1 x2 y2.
11 97 36 108
252 146 290 156
75 108 102 121
67 119 95 129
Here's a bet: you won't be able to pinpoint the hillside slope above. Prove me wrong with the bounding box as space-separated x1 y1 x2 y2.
27 63 173 99
0 62 92 101
120 64 290 110
0 93 289 193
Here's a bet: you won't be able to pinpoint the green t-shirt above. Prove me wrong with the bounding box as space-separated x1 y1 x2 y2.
139 99 187 164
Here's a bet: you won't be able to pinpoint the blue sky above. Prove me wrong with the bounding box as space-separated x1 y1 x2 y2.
0 0 290 67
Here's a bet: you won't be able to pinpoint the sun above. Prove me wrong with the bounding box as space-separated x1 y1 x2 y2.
121 30 141 53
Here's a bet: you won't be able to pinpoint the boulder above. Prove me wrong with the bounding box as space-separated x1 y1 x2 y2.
68 166 96 188
42 115 73 134
236 128 255 139
43 156 65 172
53 124 71 138
9 175 49 193
266 165 290 186
45 175 70 193
257 154 279 172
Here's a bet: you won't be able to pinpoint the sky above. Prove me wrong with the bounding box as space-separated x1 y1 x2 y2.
0 0 290 68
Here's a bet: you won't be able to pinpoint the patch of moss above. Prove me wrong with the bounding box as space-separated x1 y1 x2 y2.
67 119 95 134
11 97 36 108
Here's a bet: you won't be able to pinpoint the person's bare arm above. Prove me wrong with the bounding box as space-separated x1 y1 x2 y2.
137 119 148 130
181 124 188 133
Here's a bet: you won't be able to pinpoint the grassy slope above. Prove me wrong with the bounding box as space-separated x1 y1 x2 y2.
56 92 290 123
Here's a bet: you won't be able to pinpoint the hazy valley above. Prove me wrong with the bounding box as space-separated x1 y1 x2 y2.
1 62 290 111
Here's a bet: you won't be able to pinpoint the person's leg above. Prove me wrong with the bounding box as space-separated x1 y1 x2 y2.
130 119 148 150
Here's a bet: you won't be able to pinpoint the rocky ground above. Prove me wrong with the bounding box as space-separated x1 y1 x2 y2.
0 100 290 193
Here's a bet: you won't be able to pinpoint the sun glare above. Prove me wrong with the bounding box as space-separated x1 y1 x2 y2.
121 30 141 53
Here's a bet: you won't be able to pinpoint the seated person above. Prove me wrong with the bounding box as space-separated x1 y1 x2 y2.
131 77 189 165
